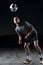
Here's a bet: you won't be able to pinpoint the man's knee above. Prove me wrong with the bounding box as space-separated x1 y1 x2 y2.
24 43 30 49
34 40 39 48
24 43 27 48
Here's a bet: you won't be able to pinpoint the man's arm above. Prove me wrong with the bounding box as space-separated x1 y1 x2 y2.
18 34 22 44
24 25 35 39
15 28 22 44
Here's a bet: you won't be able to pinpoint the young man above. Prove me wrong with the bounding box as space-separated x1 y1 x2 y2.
13 17 43 64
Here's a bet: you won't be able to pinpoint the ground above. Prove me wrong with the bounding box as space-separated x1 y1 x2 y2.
0 49 43 65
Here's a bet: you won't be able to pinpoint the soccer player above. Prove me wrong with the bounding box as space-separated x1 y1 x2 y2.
13 17 43 64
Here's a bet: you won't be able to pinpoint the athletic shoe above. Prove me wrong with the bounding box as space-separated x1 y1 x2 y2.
39 57 43 64
23 59 32 64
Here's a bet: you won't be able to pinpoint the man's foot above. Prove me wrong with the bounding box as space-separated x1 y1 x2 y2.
23 59 32 64
39 57 43 64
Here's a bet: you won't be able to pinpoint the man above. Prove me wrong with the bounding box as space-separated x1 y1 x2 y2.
13 17 43 64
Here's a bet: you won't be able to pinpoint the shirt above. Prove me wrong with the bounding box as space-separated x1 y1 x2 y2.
15 21 32 35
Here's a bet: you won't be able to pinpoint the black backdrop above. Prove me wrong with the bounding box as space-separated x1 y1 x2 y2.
0 0 43 35
0 0 43 48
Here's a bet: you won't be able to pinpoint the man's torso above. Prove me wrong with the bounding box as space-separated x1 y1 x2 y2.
15 22 32 35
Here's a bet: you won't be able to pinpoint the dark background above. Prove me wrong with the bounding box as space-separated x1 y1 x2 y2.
0 0 43 49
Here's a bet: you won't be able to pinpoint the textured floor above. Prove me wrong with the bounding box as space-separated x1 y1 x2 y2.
0 49 43 65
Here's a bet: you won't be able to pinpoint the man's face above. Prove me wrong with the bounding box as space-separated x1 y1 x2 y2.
13 17 20 24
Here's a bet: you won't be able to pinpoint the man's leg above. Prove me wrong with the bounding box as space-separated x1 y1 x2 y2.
23 42 32 64
34 40 41 55
33 40 43 63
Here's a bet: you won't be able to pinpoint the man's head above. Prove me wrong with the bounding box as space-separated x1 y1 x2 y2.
13 17 20 24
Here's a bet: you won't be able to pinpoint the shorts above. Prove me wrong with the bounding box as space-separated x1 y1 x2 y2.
24 31 38 43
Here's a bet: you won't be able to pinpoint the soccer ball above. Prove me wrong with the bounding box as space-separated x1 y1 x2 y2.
9 3 18 12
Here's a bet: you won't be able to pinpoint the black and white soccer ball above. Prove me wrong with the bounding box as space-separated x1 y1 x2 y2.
9 3 18 12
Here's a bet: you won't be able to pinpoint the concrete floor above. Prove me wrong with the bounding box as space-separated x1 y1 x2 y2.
0 49 43 65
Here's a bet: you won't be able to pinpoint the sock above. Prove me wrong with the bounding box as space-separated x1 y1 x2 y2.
39 53 43 58
27 55 32 61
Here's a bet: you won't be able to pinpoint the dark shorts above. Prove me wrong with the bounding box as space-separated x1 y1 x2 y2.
24 31 38 43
